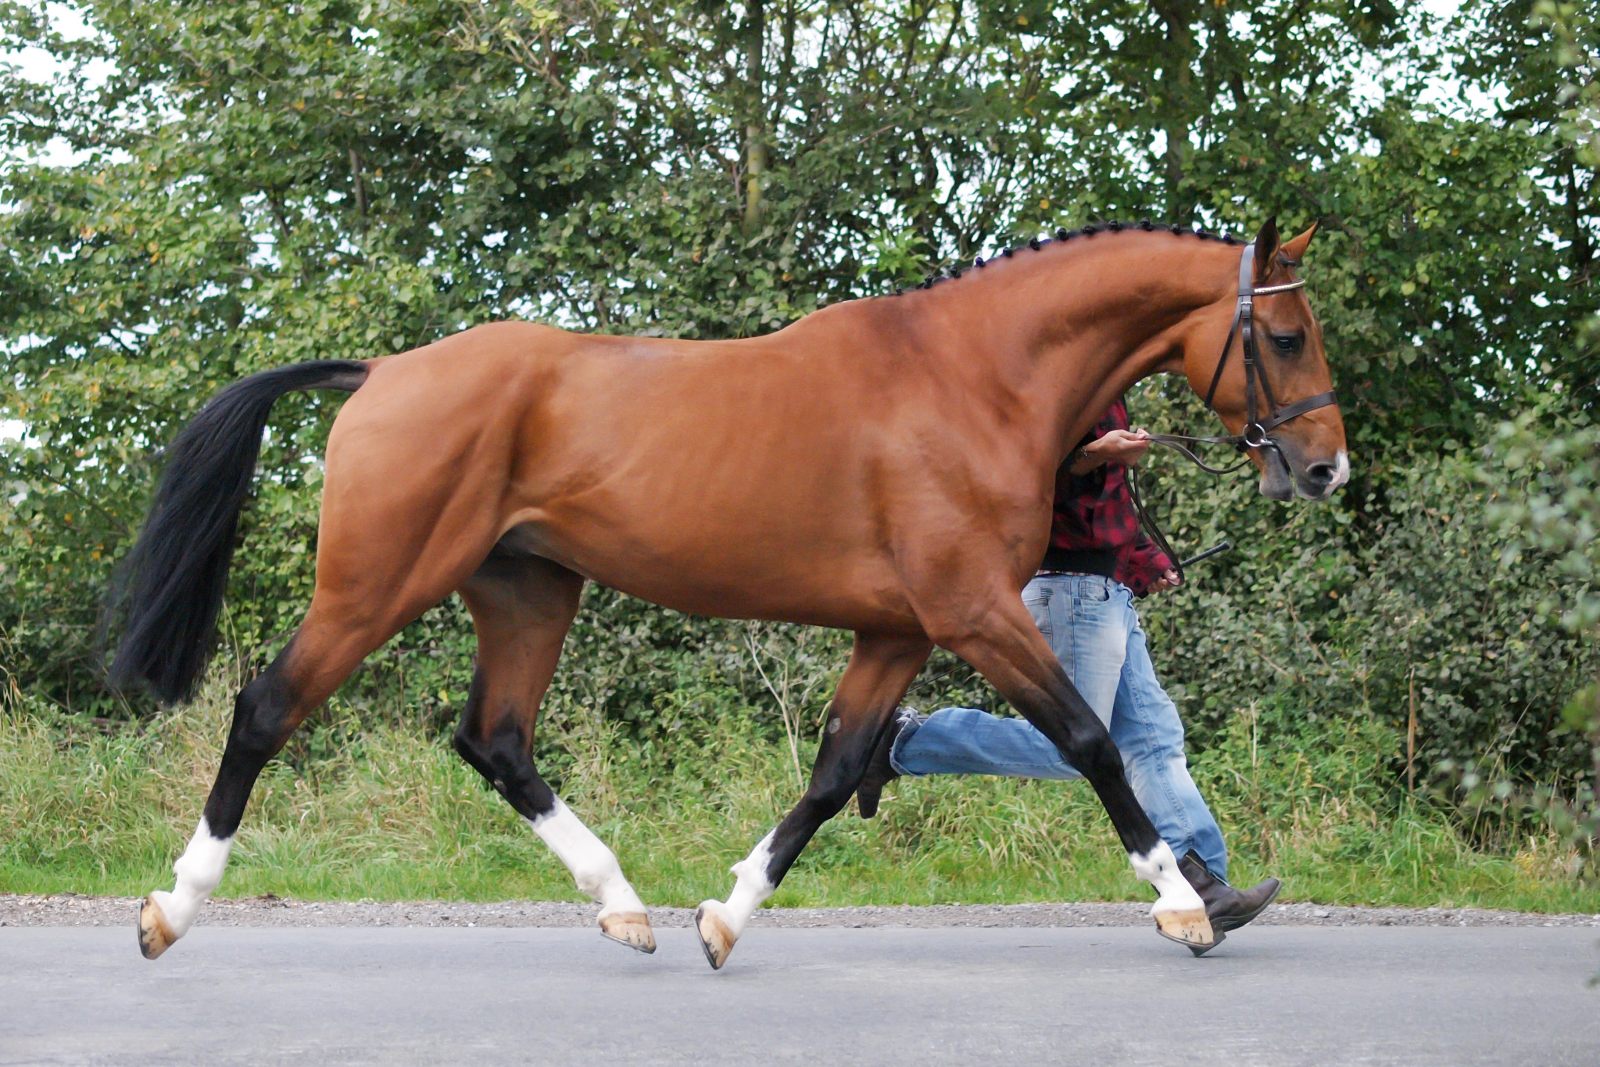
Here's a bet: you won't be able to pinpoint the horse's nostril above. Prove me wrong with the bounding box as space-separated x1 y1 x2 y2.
1307 462 1337 485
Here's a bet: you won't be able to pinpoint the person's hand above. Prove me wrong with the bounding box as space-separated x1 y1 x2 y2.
1146 568 1182 595
1070 428 1153 473
1080 428 1152 470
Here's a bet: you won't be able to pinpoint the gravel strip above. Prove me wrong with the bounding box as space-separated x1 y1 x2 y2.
5 894 1598 930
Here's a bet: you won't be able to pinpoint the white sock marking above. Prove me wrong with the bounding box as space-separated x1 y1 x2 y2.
527 798 646 918
713 829 777 938
1130 840 1205 917
149 817 233 939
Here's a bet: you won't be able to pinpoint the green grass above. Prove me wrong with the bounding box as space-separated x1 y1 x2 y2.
3 668 1597 915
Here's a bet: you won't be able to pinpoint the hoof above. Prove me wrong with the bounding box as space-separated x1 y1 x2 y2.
1153 906 1215 951
694 901 737 971
137 895 177 960
1188 930 1227 957
599 911 657 954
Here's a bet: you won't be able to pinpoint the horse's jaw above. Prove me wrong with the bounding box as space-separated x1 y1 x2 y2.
1258 446 1295 500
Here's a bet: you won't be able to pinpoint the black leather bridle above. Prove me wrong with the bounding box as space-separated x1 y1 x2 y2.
1131 243 1340 583
1200 243 1338 451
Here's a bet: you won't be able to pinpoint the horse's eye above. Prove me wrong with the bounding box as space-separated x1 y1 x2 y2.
1271 332 1303 355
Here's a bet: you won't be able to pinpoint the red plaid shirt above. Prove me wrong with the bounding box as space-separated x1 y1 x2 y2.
1046 398 1174 596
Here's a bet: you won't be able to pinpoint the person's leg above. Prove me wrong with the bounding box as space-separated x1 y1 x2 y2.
1108 586 1229 879
890 574 1126 778
890 705 1084 778
1110 584 1279 945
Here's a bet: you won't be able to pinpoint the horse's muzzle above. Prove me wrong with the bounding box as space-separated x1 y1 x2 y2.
1299 449 1350 499
1257 444 1348 501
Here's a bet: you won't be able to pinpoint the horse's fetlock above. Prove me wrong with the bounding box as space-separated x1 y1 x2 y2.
567 844 624 901
172 854 222 895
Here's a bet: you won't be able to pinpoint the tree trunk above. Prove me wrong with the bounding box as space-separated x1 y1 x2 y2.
743 0 768 234
1152 0 1197 223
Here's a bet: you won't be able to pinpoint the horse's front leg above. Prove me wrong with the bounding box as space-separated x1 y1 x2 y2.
694 632 930 969
923 587 1214 950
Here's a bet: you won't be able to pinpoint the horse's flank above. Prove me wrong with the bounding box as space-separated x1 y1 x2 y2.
334 230 1243 635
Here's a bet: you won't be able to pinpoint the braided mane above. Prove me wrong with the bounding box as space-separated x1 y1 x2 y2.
892 220 1243 295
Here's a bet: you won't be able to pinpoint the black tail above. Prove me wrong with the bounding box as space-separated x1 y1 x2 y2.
107 360 369 704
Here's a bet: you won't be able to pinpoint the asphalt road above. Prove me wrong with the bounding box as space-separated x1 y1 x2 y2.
4 926 1597 1065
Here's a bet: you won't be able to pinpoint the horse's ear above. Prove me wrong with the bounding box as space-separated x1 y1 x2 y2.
1279 220 1320 265
1253 216 1280 283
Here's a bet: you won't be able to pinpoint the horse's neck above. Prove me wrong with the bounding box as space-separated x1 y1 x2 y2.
933 237 1235 464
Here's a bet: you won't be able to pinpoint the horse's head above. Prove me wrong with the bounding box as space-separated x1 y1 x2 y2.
1184 218 1349 501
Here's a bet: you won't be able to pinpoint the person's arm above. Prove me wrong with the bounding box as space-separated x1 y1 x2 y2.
1118 537 1180 596
1067 427 1153 475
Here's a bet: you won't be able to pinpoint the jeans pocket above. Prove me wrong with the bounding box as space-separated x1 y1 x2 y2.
1022 589 1052 637
1075 578 1112 605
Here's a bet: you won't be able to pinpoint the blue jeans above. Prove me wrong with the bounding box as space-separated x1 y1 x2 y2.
891 573 1230 879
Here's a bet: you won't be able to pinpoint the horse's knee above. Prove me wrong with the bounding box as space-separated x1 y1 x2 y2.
452 670 516 784
451 725 494 783
801 724 884 817
451 698 494 772
454 709 556 822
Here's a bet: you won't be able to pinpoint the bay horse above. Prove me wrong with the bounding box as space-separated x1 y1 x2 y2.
110 217 1347 968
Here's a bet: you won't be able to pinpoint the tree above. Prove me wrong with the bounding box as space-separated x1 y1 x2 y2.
1 1 1594 799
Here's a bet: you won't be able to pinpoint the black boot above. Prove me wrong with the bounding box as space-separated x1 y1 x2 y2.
856 710 912 819
1178 849 1281 955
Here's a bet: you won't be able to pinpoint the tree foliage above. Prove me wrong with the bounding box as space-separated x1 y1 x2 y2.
1 1 1595 804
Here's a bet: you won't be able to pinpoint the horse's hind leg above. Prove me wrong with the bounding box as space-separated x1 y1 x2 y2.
453 554 655 954
139 446 504 959
695 632 930 969
138 595 461 959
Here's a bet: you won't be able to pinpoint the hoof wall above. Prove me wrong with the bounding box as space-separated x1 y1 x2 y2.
1154 906 1216 951
599 911 657 954
137 896 176 960
694 902 736 971
1188 930 1226 957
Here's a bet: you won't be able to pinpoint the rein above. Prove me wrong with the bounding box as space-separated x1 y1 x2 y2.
1125 244 1338 586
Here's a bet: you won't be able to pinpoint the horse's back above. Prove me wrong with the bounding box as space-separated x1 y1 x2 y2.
313 313 968 632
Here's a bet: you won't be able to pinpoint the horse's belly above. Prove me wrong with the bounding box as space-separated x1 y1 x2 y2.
495 519 919 634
